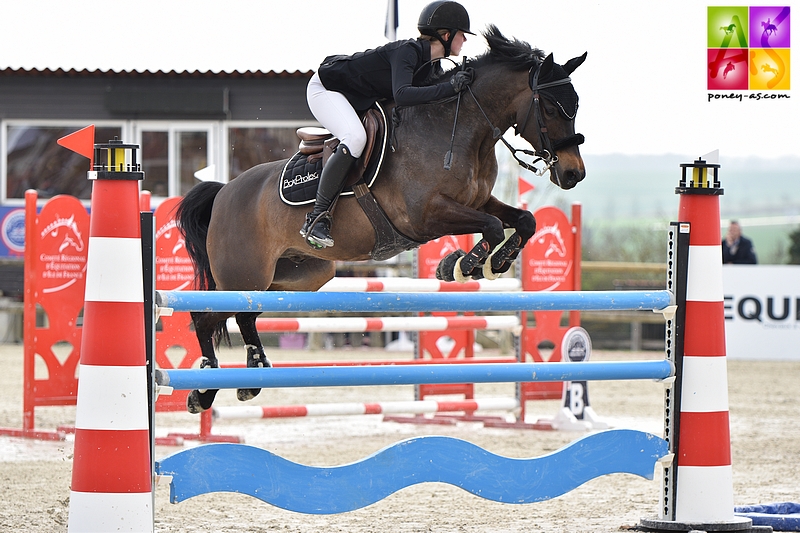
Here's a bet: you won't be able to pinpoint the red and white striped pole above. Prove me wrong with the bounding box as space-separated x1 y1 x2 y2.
68 139 152 532
213 397 519 420
644 157 750 531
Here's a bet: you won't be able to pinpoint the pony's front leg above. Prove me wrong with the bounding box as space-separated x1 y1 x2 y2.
480 196 537 278
419 195 506 282
235 312 272 403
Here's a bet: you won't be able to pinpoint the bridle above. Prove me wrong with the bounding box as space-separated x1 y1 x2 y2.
465 64 585 180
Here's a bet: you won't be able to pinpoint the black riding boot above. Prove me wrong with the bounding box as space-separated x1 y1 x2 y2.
300 144 357 248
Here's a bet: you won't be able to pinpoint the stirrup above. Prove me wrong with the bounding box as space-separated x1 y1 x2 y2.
301 212 334 249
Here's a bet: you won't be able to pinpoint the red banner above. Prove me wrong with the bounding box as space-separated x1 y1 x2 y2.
23 194 90 430
522 206 575 291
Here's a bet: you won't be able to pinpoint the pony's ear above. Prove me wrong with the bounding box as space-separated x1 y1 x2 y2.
539 53 555 78
563 52 587 75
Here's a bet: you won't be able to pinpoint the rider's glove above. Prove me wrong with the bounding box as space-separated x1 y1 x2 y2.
450 68 474 93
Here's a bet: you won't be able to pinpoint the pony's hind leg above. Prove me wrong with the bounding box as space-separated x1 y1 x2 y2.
235 312 272 402
186 311 229 414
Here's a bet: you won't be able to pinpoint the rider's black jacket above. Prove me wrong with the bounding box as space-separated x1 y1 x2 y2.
317 38 457 111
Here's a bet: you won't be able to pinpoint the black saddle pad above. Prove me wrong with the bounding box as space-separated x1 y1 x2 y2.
279 103 388 206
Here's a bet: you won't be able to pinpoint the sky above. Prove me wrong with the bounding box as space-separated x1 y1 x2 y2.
2 0 798 159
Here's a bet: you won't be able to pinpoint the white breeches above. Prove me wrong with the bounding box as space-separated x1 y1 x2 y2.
306 72 367 158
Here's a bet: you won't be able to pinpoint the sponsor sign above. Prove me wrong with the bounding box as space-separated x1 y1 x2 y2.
723 265 800 360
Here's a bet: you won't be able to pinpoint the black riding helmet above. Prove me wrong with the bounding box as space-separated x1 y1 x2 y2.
418 1 475 57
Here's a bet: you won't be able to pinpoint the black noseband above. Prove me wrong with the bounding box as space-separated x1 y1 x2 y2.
551 133 585 152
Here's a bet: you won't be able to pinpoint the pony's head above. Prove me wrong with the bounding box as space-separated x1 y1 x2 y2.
479 26 587 189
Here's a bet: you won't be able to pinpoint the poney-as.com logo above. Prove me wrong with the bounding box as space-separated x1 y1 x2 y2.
708 6 791 92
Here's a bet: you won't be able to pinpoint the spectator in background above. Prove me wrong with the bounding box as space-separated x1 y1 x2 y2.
722 220 757 264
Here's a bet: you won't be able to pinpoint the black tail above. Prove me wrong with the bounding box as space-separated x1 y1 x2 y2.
175 181 224 291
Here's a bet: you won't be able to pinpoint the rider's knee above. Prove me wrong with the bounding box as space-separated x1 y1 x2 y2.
341 128 367 158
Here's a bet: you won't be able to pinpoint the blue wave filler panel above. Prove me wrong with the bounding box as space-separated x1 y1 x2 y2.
156 430 669 514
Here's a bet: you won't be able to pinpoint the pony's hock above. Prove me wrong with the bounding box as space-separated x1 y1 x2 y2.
174 26 588 415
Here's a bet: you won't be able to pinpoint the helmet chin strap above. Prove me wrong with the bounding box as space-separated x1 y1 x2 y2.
434 30 457 57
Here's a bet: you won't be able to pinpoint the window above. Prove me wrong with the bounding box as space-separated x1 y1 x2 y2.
141 131 168 197
5 124 122 200
2 122 309 202
228 127 299 180
178 131 208 196
138 124 213 198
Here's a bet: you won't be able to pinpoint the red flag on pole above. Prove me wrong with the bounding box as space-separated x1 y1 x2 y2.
518 176 535 196
57 125 95 168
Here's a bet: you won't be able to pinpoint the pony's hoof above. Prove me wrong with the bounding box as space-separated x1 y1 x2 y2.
187 389 219 414
237 388 261 402
436 249 465 282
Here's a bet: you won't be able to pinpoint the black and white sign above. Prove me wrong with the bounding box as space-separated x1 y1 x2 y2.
723 265 800 361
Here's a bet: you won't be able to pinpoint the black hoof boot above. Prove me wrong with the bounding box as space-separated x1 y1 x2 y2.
490 233 523 274
458 240 492 278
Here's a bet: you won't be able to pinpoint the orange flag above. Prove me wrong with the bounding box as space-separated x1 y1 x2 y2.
57 125 95 168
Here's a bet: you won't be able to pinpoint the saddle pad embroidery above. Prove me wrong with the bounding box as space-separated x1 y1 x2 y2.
278 153 324 206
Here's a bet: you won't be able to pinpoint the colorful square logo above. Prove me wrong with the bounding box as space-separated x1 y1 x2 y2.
707 6 791 91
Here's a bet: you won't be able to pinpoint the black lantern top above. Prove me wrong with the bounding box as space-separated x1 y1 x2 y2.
90 138 145 181
676 158 723 196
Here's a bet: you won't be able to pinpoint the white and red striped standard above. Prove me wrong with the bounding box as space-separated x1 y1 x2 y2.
68 163 152 531
674 183 737 523
213 397 518 420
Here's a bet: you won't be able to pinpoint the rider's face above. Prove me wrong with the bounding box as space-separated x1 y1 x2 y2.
449 31 467 56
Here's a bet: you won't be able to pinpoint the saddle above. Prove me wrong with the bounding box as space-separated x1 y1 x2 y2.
279 106 385 206
278 103 424 260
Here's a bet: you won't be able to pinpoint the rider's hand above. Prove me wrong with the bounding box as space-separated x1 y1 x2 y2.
450 68 474 93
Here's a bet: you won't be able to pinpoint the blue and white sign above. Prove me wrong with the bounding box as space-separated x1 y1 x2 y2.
1 208 26 256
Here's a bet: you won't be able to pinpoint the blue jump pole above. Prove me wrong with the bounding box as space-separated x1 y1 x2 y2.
156 290 673 313
155 360 674 391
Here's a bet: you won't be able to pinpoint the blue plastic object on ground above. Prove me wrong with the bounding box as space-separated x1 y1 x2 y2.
735 503 800 531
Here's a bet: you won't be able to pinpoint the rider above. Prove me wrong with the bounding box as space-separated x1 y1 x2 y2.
300 0 476 248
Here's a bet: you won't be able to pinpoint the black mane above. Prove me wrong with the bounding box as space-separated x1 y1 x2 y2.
426 25 544 83
472 25 545 72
